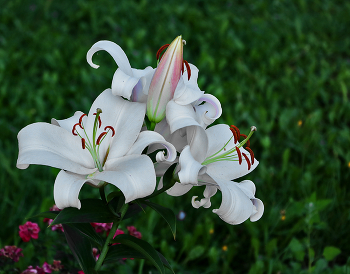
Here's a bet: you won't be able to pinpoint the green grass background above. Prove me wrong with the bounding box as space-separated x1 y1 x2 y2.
0 0 349 273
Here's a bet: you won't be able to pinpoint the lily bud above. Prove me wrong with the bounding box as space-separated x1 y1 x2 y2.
147 36 183 126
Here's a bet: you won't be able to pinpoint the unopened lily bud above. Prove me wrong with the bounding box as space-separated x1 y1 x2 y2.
147 36 183 126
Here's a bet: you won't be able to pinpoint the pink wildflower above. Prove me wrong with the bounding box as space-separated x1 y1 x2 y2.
43 205 63 232
91 222 113 233
42 262 52 273
127 226 142 239
50 260 63 271
0 245 23 262
92 247 100 261
78 271 84 274
21 266 45 274
19 221 40 242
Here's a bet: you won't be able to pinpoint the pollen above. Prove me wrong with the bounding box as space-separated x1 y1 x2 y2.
222 245 228 251
298 120 302 126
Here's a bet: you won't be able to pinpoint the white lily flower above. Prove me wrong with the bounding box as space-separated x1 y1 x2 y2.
17 89 176 209
86 39 221 132
167 124 264 225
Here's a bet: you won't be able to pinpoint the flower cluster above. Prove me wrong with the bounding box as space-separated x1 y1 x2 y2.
17 36 263 225
0 245 23 262
21 261 63 274
19 221 40 242
43 205 63 232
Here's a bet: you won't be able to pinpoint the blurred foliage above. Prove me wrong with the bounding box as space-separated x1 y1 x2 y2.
1 0 350 273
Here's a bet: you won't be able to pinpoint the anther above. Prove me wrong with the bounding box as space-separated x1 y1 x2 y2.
245 147 255 165
251 126 257 132
96 132 107 145
183 60 191 80
230 125 241 139
242 153 251 170
79 114 87 126
72 123 81 136
240 134 250 148
182 39 186 45
230 127 238 143
235 146 242 165
81 138 86 149
156 44 169 60
104 126 115 137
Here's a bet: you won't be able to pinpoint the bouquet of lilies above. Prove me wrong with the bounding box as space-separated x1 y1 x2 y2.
16 36 264 273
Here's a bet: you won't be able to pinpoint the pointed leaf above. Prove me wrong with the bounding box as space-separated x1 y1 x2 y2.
123 203 147 220
105 244 174 273
62 224 97 274
67 223 104 248
51 199 116 226
142 200 176 239
111 234 165 274
30 211 59 220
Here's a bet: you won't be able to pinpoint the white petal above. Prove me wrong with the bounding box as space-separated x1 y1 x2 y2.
178 146 206 185
250 198 264 222
166 182 193 196
126 131 176 162
84 89 146 162
166 100 200 133
186 125 208 163
17 122 96 174
191 186 217 208
111 68 140 100
150 119 188 153
194 94 222 128
212 177 256 225
51 111 85 132
237 180 256 198
205 124 233 158
130 67 155 102
54 170 99 209
98 155 156 203
86 40 133 75
173 64 204 105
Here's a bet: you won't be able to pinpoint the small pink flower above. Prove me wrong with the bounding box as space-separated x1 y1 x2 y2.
127 226 142 239
42 262 52 273
19 221 40 242
0 245 23 262
43 205 64 232
91 222 113 233
111 229 125 246
92 247 100 261
78 271 84 274
21 266 45 274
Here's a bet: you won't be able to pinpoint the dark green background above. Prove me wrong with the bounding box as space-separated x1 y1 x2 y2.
1 0 349 273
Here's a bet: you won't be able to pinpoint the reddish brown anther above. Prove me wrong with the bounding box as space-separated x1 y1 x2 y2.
242 153 251 170
246 147 255 165
183 60 191 80
104 126 115 137
96 132 107 145
81 138 86 149
93 113 102 128
79 114 87 126
156 44 169 60
235 146 242 165
230 125 241 140
72 123 81 136
230 127 238 143
240 134 250 148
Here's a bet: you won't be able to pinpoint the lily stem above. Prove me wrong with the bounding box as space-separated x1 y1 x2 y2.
94 203 129 271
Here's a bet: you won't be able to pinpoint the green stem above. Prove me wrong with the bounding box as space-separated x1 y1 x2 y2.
138 259 145 274
94 203 129 271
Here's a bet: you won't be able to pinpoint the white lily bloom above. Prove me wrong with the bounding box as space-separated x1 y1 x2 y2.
167 124 264 225
86 40 222 132
17 89 176 209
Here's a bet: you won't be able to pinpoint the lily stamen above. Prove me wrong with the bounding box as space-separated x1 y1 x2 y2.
242 153 251 170
183 60 191 80
236 146 242 164
72 123 81 136
79 114 87 125
81 138 86 149
245 147 255 165
96 132 107 145
156 44 169 60
104 126 115 136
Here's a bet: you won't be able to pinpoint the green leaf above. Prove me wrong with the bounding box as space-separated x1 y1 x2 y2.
123 202 147 220
323 246 341 261
66 223 104 248
62 224 97 274
30 211 59 220
105 244 174 273
108 194 126 215
142 200 176 239
111 234 165 274
51 199 116 226
143 163 177 199
288 238 305 262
